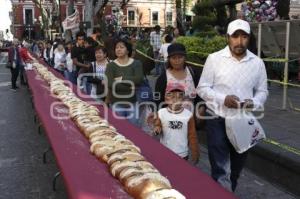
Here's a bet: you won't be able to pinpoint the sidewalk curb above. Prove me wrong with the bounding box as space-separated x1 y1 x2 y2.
246 142 300 197
198 130 300 197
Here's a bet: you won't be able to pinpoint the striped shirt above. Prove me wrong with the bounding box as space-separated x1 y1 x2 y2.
150 31 162 52
93 61 107 80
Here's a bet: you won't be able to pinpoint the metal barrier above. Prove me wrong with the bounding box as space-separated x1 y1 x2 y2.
135 48 300 157
89 38 300 156
136 49 300 107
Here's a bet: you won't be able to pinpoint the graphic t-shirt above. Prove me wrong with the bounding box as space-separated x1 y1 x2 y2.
158 108 193 157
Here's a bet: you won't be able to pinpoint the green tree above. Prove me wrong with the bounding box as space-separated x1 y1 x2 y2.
192 0 218 32
175 0 194 34
276 0 290 19
32 0 53 38
96 0 131 34
192 0 244 32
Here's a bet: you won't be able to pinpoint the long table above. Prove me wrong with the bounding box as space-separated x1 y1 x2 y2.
26 60 236 199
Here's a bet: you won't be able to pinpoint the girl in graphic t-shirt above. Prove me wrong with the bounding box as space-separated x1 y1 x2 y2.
153 82 199 163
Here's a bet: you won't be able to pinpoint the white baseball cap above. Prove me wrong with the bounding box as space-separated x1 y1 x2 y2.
227 19 251 35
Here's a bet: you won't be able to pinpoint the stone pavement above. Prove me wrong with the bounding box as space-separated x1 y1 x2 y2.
0 54 67 199
197 146 296 199
261 83 300 149
0 53 297 198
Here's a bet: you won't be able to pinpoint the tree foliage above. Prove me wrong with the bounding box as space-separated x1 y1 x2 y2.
83 0 131 35
192 0 244 32
31 0 53 38
192 0 219 31
276 0 290 19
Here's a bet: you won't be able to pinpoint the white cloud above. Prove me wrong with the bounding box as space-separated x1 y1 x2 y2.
0 0 12 32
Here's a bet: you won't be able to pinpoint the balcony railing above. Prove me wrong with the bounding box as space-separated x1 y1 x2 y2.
128 20 135 25
152 20 158 25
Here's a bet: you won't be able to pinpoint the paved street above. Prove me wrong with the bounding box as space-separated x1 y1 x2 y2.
0 53 298 199
0 54 67 199
261 84 300 150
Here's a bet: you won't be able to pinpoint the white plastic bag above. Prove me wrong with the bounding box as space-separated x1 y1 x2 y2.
225 110 266 153
139 104 154 135
25 63 33 70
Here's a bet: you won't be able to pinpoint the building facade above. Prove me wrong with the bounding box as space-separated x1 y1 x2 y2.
10 0 177 39
10 0 85 39
100 0 176 29
290 0 300 19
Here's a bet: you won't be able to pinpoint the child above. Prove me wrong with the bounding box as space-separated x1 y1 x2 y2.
153 82 199 163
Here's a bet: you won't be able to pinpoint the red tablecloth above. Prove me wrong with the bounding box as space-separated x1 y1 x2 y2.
26 63 236 199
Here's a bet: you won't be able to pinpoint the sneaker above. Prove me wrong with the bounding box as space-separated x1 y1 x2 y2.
10 88 17 92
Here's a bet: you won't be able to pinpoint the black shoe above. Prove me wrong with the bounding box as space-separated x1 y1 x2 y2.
21 82 27 86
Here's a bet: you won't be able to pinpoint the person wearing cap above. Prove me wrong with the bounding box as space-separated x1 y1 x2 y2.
155 43 202 113
153 82 199 163
197 19 268 192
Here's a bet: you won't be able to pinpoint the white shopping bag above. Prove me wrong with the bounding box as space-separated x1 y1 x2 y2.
140 104 154 135
25 63 33 70
225 110 266 153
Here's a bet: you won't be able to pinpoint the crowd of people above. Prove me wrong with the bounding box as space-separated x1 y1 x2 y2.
6 19 269 194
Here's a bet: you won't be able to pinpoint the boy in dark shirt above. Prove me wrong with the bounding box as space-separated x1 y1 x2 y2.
83 37 97 94
71 31 89 75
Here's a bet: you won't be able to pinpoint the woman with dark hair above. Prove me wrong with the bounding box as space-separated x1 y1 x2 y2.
155 43 203 113
88 46 108 101
105 39 144 126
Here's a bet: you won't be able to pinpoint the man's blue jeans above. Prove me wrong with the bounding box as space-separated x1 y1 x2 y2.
112 102 140 127
205 115 248 192
64 70 77 85
153 51 163 76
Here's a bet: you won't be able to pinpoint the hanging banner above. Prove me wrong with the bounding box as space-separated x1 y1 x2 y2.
62 10 80 30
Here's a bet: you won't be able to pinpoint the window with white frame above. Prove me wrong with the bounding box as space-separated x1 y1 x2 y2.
112 7 118 14
166 12 172 26
66 5 78 17
291 0 300 5
128 10 135 25
23 7 34 25
44 8 52 25
151 11 159 26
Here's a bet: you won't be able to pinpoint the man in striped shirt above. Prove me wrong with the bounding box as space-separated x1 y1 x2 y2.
150 25 162 76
